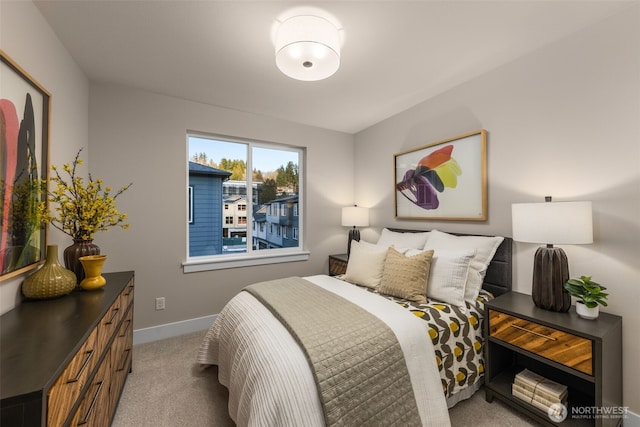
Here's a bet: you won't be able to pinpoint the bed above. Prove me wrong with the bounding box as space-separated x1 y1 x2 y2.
197 229 512 427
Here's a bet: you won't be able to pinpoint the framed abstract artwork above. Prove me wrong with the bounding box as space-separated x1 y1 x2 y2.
1 50 50 280
394 130 487 221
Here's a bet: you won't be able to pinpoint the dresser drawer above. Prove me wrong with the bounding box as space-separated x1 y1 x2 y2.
120 278 134 309
47 327 99 426
69 351 111 427
489 309 593 375
110 306 133 414
97 296 124 351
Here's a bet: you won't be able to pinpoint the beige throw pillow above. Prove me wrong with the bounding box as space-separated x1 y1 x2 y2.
378 247 434 303
343 240 389 288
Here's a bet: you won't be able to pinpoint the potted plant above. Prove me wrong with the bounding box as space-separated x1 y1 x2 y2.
38 148 132 283
563 276 608 319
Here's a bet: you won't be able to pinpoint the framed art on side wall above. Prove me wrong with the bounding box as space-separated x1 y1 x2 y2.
0 50 50 280
395 129 487 221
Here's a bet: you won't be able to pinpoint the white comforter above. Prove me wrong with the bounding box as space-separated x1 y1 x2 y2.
197 274 450 427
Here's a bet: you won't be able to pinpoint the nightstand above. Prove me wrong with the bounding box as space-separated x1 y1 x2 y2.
328 253 348 276
485 291 622 427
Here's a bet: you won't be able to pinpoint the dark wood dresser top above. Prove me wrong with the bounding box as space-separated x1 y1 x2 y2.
1 271 134 401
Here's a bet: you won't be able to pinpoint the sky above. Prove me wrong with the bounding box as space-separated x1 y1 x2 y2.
188 136 298 172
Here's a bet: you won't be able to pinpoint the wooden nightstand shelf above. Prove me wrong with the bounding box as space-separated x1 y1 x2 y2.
485 291 622 427
328 253 348 276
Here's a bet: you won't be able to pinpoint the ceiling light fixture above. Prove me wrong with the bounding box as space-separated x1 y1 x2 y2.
275 15 341 81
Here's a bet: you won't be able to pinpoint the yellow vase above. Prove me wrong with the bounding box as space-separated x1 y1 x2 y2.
79 255 108 290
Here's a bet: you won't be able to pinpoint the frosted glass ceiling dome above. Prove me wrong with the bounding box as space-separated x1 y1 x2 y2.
275 15 341 81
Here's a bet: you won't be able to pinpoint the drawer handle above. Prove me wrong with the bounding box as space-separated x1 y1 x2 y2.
66 349 94 383
510 324 557 341
77 380 104 425
118 319 132 338
105 307 120 325
124 285 134 296
117 348 131 372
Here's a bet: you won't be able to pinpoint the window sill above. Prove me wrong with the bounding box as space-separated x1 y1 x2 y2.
182 250 310 273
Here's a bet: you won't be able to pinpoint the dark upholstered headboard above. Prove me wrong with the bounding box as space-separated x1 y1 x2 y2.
387 228 513 296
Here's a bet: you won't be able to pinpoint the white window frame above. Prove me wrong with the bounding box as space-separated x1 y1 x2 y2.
188 186 194 223
184 133 308 273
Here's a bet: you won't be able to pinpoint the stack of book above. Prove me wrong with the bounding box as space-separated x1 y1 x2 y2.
512 369 568 413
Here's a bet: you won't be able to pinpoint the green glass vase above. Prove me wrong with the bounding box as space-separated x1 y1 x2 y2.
22 245 77 299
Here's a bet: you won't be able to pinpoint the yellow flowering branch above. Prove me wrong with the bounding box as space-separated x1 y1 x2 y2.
38 148 132 240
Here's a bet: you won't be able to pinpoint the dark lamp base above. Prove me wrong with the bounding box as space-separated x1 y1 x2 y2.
347 228 360 258
531 246 571 312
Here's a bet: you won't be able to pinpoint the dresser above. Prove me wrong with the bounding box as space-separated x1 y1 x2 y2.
485 291 622 426
1 271 135 427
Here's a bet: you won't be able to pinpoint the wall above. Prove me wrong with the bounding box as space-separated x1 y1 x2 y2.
87 83 354 331
0 1 89 314
354 6 640 415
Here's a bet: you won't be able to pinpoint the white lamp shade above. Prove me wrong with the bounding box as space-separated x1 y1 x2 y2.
275 15 340 81
341 206 369 227
512 201 593 245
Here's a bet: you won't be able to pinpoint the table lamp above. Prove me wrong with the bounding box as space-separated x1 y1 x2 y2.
341 205 369 258
512 196 593 312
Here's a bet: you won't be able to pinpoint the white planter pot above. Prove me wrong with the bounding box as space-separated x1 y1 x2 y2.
576 301 599 320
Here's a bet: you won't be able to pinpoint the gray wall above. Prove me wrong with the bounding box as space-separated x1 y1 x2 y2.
87 83 354 330
353 7 639 415
0 1 88 312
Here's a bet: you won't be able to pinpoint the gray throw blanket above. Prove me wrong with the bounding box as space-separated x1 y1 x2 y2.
245 277 422 427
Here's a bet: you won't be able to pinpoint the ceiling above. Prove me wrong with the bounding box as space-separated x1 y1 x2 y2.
34 1 633 134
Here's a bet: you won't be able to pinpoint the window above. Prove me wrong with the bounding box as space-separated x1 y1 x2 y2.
185 134 307 272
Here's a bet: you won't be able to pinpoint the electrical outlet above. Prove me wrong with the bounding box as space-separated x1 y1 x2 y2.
155 297 165 310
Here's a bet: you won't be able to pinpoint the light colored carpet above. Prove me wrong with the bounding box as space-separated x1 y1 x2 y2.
112 330 542 426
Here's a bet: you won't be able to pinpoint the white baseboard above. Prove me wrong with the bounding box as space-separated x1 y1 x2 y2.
132 314 216 345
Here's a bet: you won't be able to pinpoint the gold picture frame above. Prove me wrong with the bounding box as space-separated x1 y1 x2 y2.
394 130 487 221
1 50 50 280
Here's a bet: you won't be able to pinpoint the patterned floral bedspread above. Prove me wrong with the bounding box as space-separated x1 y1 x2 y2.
356 284 493 400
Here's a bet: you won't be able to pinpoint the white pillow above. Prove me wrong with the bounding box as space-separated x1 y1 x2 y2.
425 230 504 302
343 240 389 289
376 228 431 250
426 250 475 307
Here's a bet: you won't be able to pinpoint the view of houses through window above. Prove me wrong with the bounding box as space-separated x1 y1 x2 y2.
187 135 301 258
